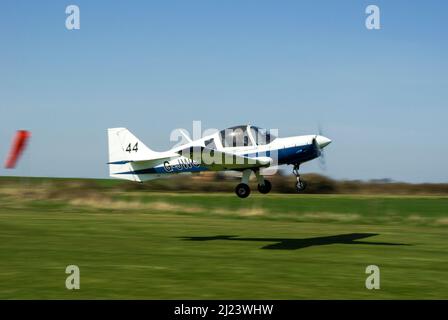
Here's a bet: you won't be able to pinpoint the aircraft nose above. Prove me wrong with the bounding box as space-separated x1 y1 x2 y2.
316 135 332 148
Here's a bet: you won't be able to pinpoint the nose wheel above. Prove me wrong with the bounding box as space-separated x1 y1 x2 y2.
293 164 307 192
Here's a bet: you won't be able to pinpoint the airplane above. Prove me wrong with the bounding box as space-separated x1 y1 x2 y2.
107 125 332 198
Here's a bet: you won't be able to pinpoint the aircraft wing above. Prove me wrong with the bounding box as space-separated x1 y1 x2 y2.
177 146 272 170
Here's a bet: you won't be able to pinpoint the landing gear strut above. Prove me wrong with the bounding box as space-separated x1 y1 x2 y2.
293 164 307 192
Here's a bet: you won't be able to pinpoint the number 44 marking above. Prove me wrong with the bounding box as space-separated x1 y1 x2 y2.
126 142 138 153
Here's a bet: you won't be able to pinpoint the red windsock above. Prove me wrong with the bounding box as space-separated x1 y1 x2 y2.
5 130 31 169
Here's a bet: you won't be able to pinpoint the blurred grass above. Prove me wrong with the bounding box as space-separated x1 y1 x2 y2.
0 176 447 299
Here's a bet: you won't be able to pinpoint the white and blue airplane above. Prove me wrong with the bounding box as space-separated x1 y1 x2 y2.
107 125 332 198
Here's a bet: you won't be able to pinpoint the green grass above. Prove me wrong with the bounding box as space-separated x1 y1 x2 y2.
0 185 447 299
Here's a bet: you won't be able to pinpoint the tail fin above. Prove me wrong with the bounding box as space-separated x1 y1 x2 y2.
107 128 166 182
108 127 161 163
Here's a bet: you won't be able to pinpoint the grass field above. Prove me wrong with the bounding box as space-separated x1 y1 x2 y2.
0 178 447 299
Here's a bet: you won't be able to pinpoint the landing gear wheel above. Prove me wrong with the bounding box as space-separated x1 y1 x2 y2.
257 180 272 194
296 180 307 192
235 183 251 198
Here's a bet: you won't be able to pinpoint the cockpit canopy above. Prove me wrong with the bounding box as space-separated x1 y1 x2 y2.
250 126 276 145
219 125 276 148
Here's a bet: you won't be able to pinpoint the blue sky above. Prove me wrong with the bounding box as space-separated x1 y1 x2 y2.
0 0 447 182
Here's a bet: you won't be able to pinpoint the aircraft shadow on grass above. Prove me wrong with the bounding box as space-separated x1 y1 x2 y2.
180 233 409 250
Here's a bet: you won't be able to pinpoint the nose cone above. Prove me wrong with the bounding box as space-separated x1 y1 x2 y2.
316 135 332 148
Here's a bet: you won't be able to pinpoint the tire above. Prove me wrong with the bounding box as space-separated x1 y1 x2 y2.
296 180 307 192
235 183 251 198
257 180 272 194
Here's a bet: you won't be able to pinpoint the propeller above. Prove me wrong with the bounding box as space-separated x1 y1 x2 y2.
312 124 327 171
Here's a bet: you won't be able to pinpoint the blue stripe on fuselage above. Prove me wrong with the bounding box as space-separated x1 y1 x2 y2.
244 143 318 165
117 165 207 175
114 144 318 175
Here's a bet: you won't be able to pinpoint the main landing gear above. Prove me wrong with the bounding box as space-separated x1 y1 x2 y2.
235 169 272 198
293 164 307 192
